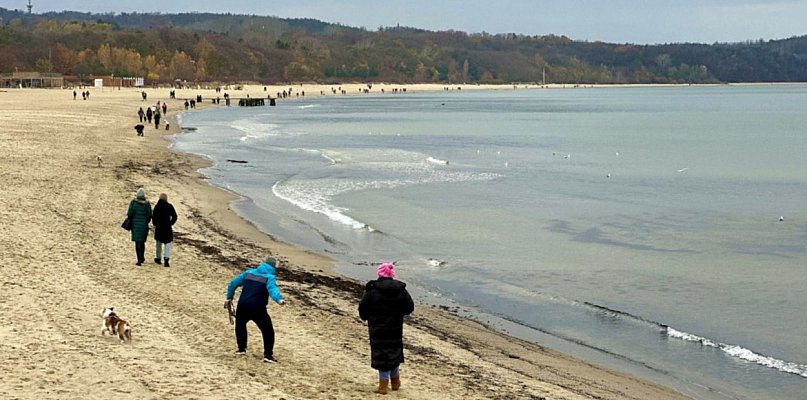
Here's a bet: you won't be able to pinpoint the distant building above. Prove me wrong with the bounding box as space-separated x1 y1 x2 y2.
1 72 64 88
96 76 145 87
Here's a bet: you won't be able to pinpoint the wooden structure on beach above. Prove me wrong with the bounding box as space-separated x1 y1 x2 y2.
238 98 265 107
1 72 64 88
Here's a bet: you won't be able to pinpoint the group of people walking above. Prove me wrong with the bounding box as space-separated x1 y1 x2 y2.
137 102 168 129
122 91 412 395
125 186 413 394
125 188 177 267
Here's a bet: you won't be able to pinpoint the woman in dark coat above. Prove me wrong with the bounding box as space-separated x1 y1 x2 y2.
127 188 152 266
359 263 414 394
151 193 177 267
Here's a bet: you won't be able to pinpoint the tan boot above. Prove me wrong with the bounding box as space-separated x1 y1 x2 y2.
391 376 401 391
376 379 389 395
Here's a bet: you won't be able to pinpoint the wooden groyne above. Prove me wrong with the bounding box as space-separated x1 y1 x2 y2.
238 98 265 107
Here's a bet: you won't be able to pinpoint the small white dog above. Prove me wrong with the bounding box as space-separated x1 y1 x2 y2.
101 307 131 343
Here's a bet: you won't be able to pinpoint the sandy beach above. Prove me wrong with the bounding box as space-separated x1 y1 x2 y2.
0 85 691 399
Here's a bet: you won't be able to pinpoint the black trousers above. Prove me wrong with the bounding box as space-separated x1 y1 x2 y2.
235 306 275 358
135 241 145 262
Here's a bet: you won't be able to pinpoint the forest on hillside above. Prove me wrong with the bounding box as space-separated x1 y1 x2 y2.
2 7 807 84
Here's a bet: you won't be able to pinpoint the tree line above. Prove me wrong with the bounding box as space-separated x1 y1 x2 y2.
2 7 807 84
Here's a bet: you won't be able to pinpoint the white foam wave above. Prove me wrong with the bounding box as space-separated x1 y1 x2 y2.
666 327 807 378
298 104 317 109
272 180 372 230
427 156 449 165
270 148 500 231
321 151 339 165
230 119 280 142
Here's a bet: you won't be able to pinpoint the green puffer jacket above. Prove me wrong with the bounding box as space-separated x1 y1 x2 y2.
127 198 152 242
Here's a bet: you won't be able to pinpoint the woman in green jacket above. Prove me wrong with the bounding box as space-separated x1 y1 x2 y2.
127 187 152 265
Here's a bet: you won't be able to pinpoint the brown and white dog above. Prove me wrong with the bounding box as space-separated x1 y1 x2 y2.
101 307 131 343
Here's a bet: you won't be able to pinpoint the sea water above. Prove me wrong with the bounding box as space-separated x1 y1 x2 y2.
174 86 807 399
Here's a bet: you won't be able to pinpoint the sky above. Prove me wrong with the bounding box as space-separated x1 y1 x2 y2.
1 0 806 44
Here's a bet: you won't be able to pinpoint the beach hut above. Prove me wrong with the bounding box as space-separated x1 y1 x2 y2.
1 72 64 88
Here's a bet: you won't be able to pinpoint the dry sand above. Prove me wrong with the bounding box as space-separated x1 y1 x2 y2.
0 85 691 399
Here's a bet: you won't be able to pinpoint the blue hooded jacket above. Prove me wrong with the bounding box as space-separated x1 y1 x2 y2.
226 262 283 309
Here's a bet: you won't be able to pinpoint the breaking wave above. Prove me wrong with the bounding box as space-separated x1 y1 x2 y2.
270 148 499 231
582 302 807 379
230 118 280 141
665 327 807 378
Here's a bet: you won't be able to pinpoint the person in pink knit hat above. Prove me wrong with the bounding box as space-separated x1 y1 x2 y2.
359 262 414 394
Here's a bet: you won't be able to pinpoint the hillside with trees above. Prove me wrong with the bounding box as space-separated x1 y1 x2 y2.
2 7 807 84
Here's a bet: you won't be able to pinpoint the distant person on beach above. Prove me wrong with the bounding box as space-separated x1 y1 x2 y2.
151 193 177 267
138 107 145 122
226 256 286 363
73 90 76 100
146 107 153 123
134 124 145 136
127 188 152 266
154 110 161 129
184 100 189 110
359 263 414 394
161 102 167 115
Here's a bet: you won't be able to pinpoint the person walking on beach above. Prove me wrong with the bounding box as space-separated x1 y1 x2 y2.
151 193 177 267
127 188 152 266
154 110 161 129
226 257 286 363
161 102 167 115
138 107 145 122
359 263 414 394
146 106 153 123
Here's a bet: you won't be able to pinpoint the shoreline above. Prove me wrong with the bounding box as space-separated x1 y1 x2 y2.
170 85 698 397
0 85 691 399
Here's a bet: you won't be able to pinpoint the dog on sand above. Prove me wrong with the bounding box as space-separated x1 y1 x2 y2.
101 307 131 343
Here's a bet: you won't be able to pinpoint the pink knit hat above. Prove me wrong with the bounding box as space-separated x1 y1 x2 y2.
377 263 395 278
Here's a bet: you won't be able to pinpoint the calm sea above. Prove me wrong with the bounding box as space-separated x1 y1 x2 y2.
174 86 807 400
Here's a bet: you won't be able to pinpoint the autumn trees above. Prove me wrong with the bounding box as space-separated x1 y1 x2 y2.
1 8 807 84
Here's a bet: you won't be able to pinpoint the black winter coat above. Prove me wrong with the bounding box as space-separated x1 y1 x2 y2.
151 199 177 243
358 278 414 371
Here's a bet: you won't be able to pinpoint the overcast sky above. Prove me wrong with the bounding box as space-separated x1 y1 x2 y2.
1 0 805 44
